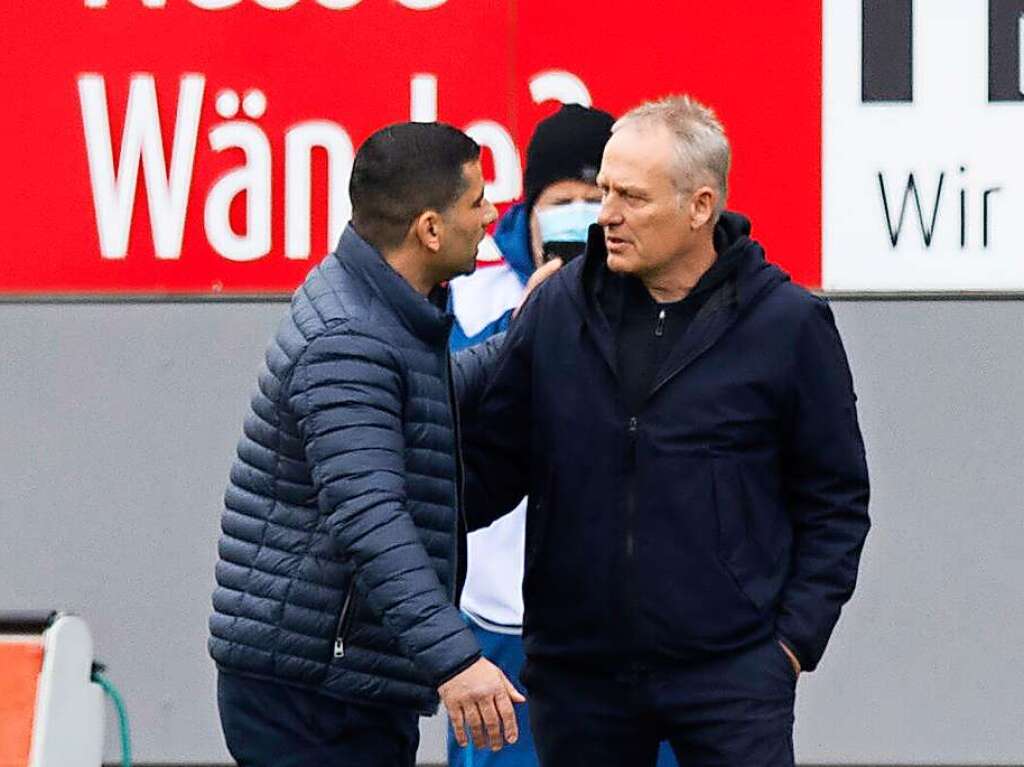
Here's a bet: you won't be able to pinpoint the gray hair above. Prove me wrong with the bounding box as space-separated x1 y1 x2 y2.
612 95 731 218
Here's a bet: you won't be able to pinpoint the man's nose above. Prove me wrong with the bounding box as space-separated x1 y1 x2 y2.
484 200 498 226
597 199 619 227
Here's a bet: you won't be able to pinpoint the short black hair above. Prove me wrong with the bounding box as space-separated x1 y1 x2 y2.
349 122 481 252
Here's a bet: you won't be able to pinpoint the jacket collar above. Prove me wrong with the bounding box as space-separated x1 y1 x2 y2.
560 213 790 396
492 202 536 286
333 224 453 345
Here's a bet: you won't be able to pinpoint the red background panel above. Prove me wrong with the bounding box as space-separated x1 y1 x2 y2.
0 1 821 295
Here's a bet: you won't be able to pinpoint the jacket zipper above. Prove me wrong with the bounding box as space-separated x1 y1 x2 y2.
646 278 780 402
445 352 465 602
625 416 639 560
654 308 666 337
624 416 639 649
334 581 358 658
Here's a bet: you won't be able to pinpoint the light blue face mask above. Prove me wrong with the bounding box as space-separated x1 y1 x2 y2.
536 200 602 244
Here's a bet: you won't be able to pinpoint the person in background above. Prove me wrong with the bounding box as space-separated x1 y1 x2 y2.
447 104 681 767
450 104 613 350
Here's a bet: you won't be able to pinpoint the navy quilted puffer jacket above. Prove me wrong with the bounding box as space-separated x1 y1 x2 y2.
209 224 496 713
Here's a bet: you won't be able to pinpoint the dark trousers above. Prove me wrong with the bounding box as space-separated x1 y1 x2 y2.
522 638 796 767
217 671 419 767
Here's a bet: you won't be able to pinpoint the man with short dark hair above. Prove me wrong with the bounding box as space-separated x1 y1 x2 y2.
210 121 523 767
463 95 870 766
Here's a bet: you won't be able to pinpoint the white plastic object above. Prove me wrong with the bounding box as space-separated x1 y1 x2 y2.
28 615 106 767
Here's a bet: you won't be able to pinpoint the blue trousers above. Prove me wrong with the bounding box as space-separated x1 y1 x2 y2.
521 638 796 767
217 670 419 767
447 619 678 767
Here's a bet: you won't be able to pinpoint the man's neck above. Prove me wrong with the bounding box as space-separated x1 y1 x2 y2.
383 246 438 297
640 238 717 304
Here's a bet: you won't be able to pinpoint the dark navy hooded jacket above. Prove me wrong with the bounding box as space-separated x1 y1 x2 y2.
210 225 497 713
463 212 870 672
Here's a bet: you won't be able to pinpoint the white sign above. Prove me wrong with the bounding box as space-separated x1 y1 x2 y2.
824 0 1024 291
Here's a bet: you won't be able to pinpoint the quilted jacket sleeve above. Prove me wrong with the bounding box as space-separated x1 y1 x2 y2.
288 323 480 686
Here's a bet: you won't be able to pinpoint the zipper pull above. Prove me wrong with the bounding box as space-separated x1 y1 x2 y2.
655 308 666 337
334 638 345 658
626 416 639 470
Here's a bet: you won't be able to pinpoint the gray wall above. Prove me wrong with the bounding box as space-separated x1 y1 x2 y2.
2 300 1022 765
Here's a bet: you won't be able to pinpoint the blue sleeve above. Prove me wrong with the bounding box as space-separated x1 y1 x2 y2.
449 309 513 352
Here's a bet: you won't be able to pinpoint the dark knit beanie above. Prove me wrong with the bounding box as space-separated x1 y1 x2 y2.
523 104 614 214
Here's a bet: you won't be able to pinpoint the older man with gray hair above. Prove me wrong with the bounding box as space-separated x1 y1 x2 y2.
461 95 871 766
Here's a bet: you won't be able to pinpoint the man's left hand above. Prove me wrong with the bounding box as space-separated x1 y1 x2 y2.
778 640 801 676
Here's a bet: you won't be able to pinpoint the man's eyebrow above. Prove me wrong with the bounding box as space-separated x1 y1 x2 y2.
604 180 646 196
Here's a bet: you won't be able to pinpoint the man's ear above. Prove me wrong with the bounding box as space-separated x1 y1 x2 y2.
413 210 444 253
689 186 717 230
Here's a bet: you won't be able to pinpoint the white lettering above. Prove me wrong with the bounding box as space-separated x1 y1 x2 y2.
410 74 438 122
285 121 354 259
84 0 165 6
76 69 551 266
464 120 521 204
205 121 272 261
241 89 267 118
189 0 243 8
529 70 592 107
396 0 447 8
78 73 204 259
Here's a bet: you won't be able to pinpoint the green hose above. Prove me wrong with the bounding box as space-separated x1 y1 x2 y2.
91 668 132 767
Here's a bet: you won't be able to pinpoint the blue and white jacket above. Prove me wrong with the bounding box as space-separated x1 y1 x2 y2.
448 203 534 634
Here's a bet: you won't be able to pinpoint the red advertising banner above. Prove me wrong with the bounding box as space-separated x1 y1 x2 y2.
0 1 821 296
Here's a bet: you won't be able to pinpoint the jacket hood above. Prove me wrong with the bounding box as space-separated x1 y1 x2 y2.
334 224 453 344
492 202 536 285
